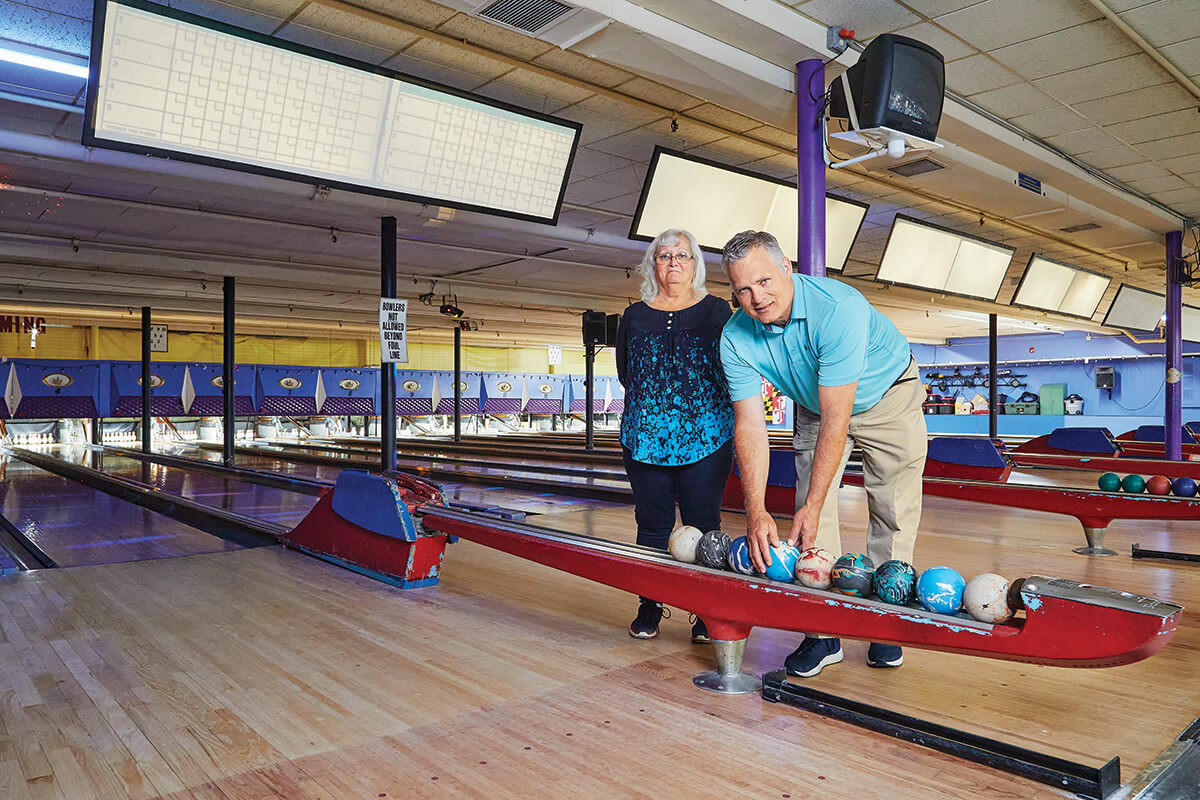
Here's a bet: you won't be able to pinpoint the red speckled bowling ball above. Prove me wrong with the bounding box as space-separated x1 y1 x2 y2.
1146 475 1172 496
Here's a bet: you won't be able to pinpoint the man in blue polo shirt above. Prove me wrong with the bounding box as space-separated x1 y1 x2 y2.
719 230 926 678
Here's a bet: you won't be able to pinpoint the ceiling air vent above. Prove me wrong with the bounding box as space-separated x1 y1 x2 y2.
1060 222 1101 233
886 158 944 178
478 0 576 34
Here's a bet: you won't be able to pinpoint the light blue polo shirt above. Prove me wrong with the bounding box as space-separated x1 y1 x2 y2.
720 273 911 415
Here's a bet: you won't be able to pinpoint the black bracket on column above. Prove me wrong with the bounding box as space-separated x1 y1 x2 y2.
761 670 1120 799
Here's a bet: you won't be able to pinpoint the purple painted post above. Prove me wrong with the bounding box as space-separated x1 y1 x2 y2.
796 59 825 277
1166 230 1183 461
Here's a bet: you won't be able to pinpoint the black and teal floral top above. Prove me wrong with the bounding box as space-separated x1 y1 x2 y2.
616 294 735 466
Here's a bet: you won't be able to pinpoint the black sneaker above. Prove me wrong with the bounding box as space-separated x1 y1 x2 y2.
689 615 711 644
784 637 843 677
867 642 903 668
629 598 669 639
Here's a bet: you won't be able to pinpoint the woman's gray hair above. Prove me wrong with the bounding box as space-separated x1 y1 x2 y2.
638 229 708 304
720 230 792 274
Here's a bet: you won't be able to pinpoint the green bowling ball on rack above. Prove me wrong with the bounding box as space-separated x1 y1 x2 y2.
1121 473 1146 494
1097 472 1121 492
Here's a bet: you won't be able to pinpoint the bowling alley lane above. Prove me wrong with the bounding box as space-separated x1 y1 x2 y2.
0 451 248 567
50 445 320 528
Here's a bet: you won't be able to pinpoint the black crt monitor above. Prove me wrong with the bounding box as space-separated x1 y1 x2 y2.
828 34 945 143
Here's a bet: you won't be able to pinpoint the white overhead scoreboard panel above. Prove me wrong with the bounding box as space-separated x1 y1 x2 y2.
84 0 581 223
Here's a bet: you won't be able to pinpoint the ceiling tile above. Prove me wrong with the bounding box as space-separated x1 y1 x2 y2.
642 117 728 148
435 14 554 61
1010 105 1091 138
1071 83 1196 126
1105 107 1200 146
1150 186 1200 204
553 105 641 145
400 38 512 83
934 0 1101 50
944 54 1022 94
532 50 636 89
966 83 1060 117
990 19 1140 80
382 52 487 91
574 95 667 127
1118 0 1200 48
890 21 977 61
791 0 921 40
613 77 701 112
1044 126 1123 153
901 0 988 18
1078 144 1147 168
587 127 682 160
1126 174 1190 193
1137 132 1200 160
742 126 800 149
1105 161 1172 182
485 69 595 110
568 147 635 180
684 104 764 134
1033 54 1171 104
354 0 458 29
290 4 420 53
1158 38 1200 78
1158 153 1200 174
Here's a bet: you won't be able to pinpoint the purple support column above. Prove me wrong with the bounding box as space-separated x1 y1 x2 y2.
1166 230 1184 461
796 59 825 277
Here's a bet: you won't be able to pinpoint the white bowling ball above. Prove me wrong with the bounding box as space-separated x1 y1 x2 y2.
667 525 703 564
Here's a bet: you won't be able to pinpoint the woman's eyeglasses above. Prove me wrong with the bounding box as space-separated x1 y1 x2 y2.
655 251 694 264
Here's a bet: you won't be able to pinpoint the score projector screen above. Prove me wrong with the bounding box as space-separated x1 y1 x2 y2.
85 0 580 223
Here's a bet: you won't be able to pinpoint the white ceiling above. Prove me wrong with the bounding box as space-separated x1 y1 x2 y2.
0 0 1197 346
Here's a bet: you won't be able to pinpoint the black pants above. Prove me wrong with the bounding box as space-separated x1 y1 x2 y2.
622 441 734 551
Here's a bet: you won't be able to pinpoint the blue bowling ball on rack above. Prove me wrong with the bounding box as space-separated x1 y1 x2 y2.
763 543 800 582
1172 476 1197 497
727 536 755 575
916 566 966 614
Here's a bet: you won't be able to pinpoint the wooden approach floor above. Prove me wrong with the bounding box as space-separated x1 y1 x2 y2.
1 485 1198 799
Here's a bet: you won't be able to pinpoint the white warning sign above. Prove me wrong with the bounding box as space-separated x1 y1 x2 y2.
380 298 409 363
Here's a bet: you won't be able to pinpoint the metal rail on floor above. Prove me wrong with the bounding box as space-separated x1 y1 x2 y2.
761 672 1121 799
10 448 281 548
0 506 57 570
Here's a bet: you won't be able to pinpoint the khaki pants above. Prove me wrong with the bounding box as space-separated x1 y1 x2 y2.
793 360 926 567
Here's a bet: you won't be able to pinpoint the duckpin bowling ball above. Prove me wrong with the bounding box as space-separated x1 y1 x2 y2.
873 560 918 606
795 547 835 589
668 525 703 563
1173 476 1198 497
916 566 966 614
764 543 800 582
696 529 732 570
727 536 755 575
1097 472 1121 492
962 573 1014 623
1121 473 1146 493
1146 475 1172 496
831 553 875 597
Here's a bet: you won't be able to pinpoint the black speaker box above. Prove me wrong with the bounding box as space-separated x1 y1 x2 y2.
582 311 607 345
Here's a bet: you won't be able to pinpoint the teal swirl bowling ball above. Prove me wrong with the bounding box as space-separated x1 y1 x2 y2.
764 543 800 582
831 553 875 597
873 560 917 605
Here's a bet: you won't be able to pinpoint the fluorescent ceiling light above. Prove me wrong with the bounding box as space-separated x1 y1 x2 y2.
0 46 89 79
1102 284 1163 331
876 215 1014 301
85 0 579 224
1010 254 1111 320
629 147 868 272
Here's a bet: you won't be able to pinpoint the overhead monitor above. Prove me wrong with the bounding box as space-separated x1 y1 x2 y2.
1182 305 1200 342
629 147 869 272
827 33 945 144
875 214 1014 301
84 0 581 224
1101 284 1164 331
1010 254 1111 320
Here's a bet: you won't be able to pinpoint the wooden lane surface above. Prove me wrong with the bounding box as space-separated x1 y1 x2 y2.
0 485 1196 797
